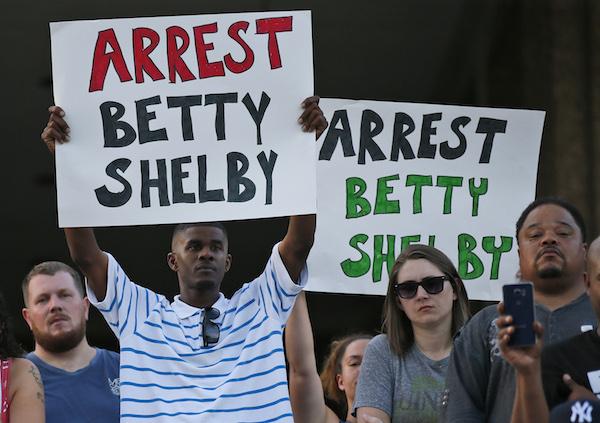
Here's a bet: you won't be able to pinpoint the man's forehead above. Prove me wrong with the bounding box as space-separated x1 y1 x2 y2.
175 226 227 243
522 204 578 230
29 271 78 294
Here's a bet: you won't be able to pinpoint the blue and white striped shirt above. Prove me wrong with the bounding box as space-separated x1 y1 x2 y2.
87 243 306 422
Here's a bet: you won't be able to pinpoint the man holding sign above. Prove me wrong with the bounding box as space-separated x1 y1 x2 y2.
41 98 326 422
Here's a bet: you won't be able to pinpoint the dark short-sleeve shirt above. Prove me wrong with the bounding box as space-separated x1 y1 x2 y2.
542 329 600 409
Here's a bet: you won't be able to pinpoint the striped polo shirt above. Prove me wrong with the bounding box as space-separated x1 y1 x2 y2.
87 243 306 422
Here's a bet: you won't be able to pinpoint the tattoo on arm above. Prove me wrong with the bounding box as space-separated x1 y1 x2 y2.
28 365 45 403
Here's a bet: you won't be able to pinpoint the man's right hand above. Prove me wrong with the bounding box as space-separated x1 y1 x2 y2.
41 106 69 153
496 302 544 375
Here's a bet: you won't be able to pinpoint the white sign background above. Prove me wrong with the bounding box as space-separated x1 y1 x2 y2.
50 11 315 227
307 99 544 301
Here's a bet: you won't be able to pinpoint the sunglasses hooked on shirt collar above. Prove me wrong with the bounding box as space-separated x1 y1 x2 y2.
393 275 451 299
202 307 220 347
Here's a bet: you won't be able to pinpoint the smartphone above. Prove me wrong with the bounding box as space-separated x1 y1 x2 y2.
502 282 535 347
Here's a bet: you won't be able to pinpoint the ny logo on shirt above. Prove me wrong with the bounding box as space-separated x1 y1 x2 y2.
570 401 594 422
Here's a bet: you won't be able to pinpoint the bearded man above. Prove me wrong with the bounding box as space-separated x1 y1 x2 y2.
22 261 119 423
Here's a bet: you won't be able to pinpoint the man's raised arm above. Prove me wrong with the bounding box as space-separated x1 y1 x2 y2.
42 106 108 300
279 214 316 282
64 228 108 300
278 96 327 281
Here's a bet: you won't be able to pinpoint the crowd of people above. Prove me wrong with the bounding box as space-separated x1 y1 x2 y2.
0 96 598 423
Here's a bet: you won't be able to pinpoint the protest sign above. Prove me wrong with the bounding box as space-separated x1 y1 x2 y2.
307 99 544 300
50 11 315 227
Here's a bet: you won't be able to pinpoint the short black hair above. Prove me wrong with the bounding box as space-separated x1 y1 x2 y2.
515 197 587 243
171 222 228 244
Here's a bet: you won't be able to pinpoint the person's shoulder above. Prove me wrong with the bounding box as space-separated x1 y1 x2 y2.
461 304 498 331
366 333 392 353
96 348 120 361
542 330 593 358
9 357 40 383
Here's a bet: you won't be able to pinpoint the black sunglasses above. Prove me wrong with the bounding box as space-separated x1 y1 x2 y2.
393 275 451 299
202 307 220 347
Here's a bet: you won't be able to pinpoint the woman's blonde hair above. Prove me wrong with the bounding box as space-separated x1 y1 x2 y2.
382 244 470 356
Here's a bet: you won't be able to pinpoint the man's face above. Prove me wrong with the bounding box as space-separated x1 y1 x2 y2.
168 226 232 294
517 204 586 294
22 271 88 353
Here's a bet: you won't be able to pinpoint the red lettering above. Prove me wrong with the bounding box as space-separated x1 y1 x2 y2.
256 17 293 69
133 28 165 84
193 23 225 78
89 29 133 92
166 26 195 83
224 21 254 74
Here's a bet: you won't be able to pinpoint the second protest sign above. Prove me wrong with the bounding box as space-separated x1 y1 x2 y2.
307 99 544 301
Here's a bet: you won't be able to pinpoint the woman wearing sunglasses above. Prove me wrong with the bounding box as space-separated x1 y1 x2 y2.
354 244 470 423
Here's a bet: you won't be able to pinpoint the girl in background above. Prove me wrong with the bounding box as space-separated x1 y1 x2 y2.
286 292 371 423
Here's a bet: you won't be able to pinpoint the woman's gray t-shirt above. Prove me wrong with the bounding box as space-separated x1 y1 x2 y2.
354 334 448 423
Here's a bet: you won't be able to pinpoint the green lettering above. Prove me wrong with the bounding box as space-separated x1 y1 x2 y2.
345 177 371 218
469 177 488 216
458 233 484 279
436 176 463 214
374 175 400 215
373 234 396 282
406 174 433 214
482 236 513 279
340 234 371 277
428 235 436 246
401 235 422 250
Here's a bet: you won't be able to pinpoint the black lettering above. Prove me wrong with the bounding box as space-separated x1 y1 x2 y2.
197 155 225 203
440 116 471 159
476 117 507 163
94 158 132 207
417 112 442 158
242 92 271 145
166 95 203 141
390 112 416 161
257 150 278 205
171 156 195 203
140 159 170 207
100 101 137 147
205 93 238 141
226 152 255 202
318 109 355 160
358 109 386 165
136 96 168 144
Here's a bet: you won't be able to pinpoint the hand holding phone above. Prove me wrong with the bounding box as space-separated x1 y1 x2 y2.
502 282 535 347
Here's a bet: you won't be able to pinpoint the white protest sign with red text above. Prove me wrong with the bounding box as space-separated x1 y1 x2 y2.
307 99 544 301
50 11 315 227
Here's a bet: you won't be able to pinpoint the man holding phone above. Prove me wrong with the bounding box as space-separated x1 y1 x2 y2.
496 235 600 422
441 198 597 423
